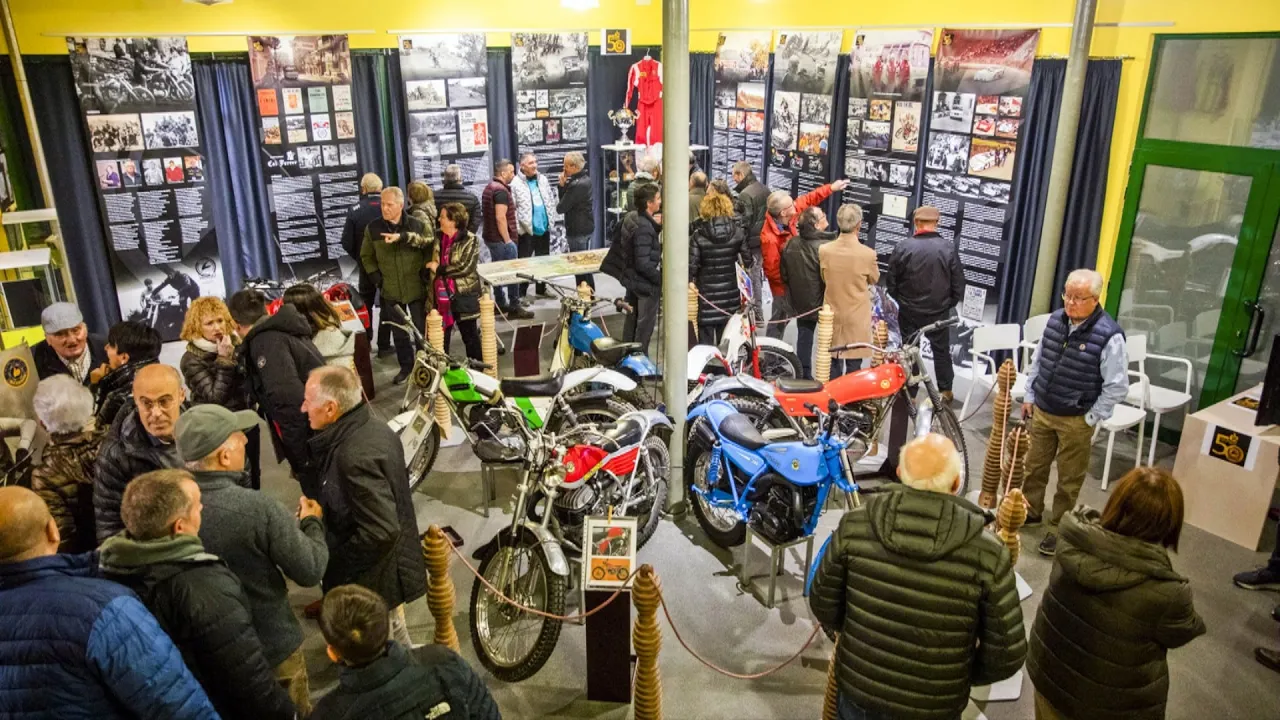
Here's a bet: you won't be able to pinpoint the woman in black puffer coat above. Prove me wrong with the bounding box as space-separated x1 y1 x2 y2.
689 180 746 345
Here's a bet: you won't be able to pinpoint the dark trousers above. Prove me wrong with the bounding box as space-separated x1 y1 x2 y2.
444 318 483 361
486 241 518 308
623 290 659 356
518 232 550 295
697 322 725 346
796 318 817 379
829 356 864 380
358 267 393 350
901 314 955 392
383 296 426 374
245 425 262 491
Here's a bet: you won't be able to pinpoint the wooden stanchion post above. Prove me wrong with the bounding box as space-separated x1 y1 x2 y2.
421 526 460 652
813 304 834 383
688 283 699 341
479 292 498 379
822 638 840 720
425 310 450 440
979 360 1017 509
633 564 663 720
869 320 889 456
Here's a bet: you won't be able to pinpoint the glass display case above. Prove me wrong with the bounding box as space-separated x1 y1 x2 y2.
0 209 75 348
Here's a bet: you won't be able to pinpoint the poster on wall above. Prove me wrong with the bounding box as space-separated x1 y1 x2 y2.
843 29 933 271
767 31 841 197
399 34 491 193
67 36 222 341
927 28 1038 323
248 34 358 279
711 31 771 183
511 31 589 254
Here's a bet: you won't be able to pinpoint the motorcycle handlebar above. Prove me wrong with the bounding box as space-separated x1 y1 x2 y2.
917 316 961 336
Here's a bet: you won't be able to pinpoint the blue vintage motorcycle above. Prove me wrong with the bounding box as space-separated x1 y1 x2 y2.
686 398 868 548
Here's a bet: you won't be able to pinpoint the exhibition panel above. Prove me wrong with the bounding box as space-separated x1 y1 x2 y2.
400 34 492 193
766 30 841 198
710 32 770 182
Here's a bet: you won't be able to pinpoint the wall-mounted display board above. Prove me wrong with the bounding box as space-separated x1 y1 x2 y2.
248 34 359 277
766 30 841 197
67 36 223 341
842 29 933 271
925 28 1039 319
710 31 771 183
399 34 492 192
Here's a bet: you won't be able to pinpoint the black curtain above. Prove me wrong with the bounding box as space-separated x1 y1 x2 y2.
194 58 278 285
1051 59 1123 307
587 46 658 249
825 53 851 220
26 58 119 334
0 58 41 210
690 53 715 149
352 51 409 188
486 49 517 166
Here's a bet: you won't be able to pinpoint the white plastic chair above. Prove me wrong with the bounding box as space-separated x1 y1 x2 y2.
1020 313 1050 369
1095 369 1149 490
960 323 1025 420
1124 334 1195 465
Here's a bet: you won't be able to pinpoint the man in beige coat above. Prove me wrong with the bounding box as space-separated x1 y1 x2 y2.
819 204 880 378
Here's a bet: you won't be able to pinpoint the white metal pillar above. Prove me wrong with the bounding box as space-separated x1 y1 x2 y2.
661 0 690 511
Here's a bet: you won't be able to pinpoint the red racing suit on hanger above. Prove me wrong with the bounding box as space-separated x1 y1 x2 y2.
626 56 664 146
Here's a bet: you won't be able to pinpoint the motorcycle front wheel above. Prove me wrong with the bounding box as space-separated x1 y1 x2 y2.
469 532 567 682
633 436 669 549
407 426 440 492
911 398 970 496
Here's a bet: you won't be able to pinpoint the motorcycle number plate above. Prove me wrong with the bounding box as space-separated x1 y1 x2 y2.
399 408 432 458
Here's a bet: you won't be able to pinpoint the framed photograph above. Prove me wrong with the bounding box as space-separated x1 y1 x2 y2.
583 515 637 590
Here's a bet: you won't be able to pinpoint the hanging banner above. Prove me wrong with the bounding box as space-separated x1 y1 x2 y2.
928 28 1038 321
767 31 841 197
248 34 358 279
711 31 771 183
843 29 933 271
511 32 589 254
399 34 491 193
67 36 222 341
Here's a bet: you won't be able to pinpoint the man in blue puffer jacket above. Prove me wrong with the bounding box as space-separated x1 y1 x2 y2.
0 486 218 719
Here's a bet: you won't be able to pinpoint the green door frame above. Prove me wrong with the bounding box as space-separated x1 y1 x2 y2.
1106 32 1280 409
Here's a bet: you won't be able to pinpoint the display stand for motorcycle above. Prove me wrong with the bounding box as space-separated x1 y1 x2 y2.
585 586 633 703
476 462 512 518
737 528 815 609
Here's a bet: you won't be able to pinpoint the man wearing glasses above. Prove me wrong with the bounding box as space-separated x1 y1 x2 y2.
1021 269 1129 557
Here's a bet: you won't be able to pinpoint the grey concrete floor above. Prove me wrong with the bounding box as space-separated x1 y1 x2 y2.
221 282 1280 720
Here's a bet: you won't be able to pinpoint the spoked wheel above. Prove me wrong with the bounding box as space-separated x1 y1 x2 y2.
738 346 803 381
407 428 440 492
910 397 971 496
548 397 635 433
632 436 669 549
468 532 567 682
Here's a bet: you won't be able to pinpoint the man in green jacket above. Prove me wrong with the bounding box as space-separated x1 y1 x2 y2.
810 434 1027 720
360 186 433 385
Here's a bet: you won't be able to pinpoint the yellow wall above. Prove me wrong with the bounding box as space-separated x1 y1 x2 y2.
8 0 1280 284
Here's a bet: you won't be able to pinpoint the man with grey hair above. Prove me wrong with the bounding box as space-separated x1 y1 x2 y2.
304 366 425 646
433 163 482 237
558 150 596 290
622 152 662 219
361 185 432 385
31 302 108 385
175 405 327 710
1022 268 1129 557
818 203 880 379
810 433 1026 720
760 178 850 338
341 172 391 354
688 171 708 220
30 375 105 553
512 152 558 299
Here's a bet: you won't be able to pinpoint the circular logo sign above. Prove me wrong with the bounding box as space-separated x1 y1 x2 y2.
4 358 29 388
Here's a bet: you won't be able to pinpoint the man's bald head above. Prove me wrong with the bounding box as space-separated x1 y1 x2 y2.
134 364 185 440
897 433 963 494
0 487 58 563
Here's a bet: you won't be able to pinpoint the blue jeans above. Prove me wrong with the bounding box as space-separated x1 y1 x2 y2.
486 241 518 308
838 694 888 720
567 233 595 290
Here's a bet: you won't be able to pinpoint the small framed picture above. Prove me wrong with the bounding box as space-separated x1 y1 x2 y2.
583 515 637 589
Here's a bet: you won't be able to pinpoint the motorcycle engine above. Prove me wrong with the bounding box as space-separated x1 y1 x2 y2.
470 407 527 463
553 480 607 555
747 476 818 545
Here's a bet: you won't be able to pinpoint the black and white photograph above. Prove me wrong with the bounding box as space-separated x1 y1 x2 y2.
411 134 440 157
339 143 357 165
562 116 587 142
926 131 971 173
335 111 355 139
511 32 588 90
863 159 890 183
931 91 977 133
846 119 861 148
889 162 915 188
714 32 770 84
517 119 544 145
849 97 868 119
142 158 164 186
437 134 459 155
141 111 199 149
399 33 487 79
714 108 728 128
297 145 322 169
262 116 281 144
96 160 121 189
248 35 352 88
774 31 840 95
846 157 865 180
406 79 448 111
412 111 456 136
924 171 954 193
516 90 539 119
549 88 586 117
861 120 891 150
952 174 982 197
715 88 737 109
285 116 308 143
321 144 340 166
310 114 331 141
67 36 194 114
771 90 800 151
980 180 1011 204
446 77 487 108
799 93 833 126
87 114 144 153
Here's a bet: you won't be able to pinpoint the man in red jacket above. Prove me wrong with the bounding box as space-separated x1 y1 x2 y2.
760 179 849 338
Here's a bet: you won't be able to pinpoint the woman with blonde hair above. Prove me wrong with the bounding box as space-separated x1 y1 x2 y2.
688 179 746 345
179 295 262 488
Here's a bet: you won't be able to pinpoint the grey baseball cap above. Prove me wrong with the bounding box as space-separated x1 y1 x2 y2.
41 303 84 335
175 404 260 463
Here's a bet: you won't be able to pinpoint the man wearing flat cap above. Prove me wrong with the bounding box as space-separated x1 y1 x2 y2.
176 404 328 712
31 303 108 386
885 205 966 404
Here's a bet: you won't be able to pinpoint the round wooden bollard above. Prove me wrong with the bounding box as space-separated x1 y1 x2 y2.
979 359 1018 509
688 283 699 340
822 638 840 720
813 304 834 383
421 525 461 652
425 310 451 440
632 564 663 720
478 292 498 379
871 320 889 367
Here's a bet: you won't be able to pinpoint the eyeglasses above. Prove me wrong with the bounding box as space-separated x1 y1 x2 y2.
1061 293 1098 305
138 395 179 414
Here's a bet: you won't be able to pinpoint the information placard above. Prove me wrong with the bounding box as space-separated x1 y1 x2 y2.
710 32 771 183
767 31 841 197
399 34 491 193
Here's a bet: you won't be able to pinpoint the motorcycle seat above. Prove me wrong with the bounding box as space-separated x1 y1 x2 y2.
599 415 645 448
775 378 824 393
591 337 642 366
499 372 563 398
718 413 769 450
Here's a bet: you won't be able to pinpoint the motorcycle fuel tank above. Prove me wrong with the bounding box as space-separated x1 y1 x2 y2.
775 363 907 417
757 441 827 486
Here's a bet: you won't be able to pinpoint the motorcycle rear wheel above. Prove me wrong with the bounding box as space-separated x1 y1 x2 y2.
633 436 669 549
547 396 635 433
469 533 566 682
739 345 802 381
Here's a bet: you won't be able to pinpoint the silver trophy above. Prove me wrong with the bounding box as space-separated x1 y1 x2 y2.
608 108 635 145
